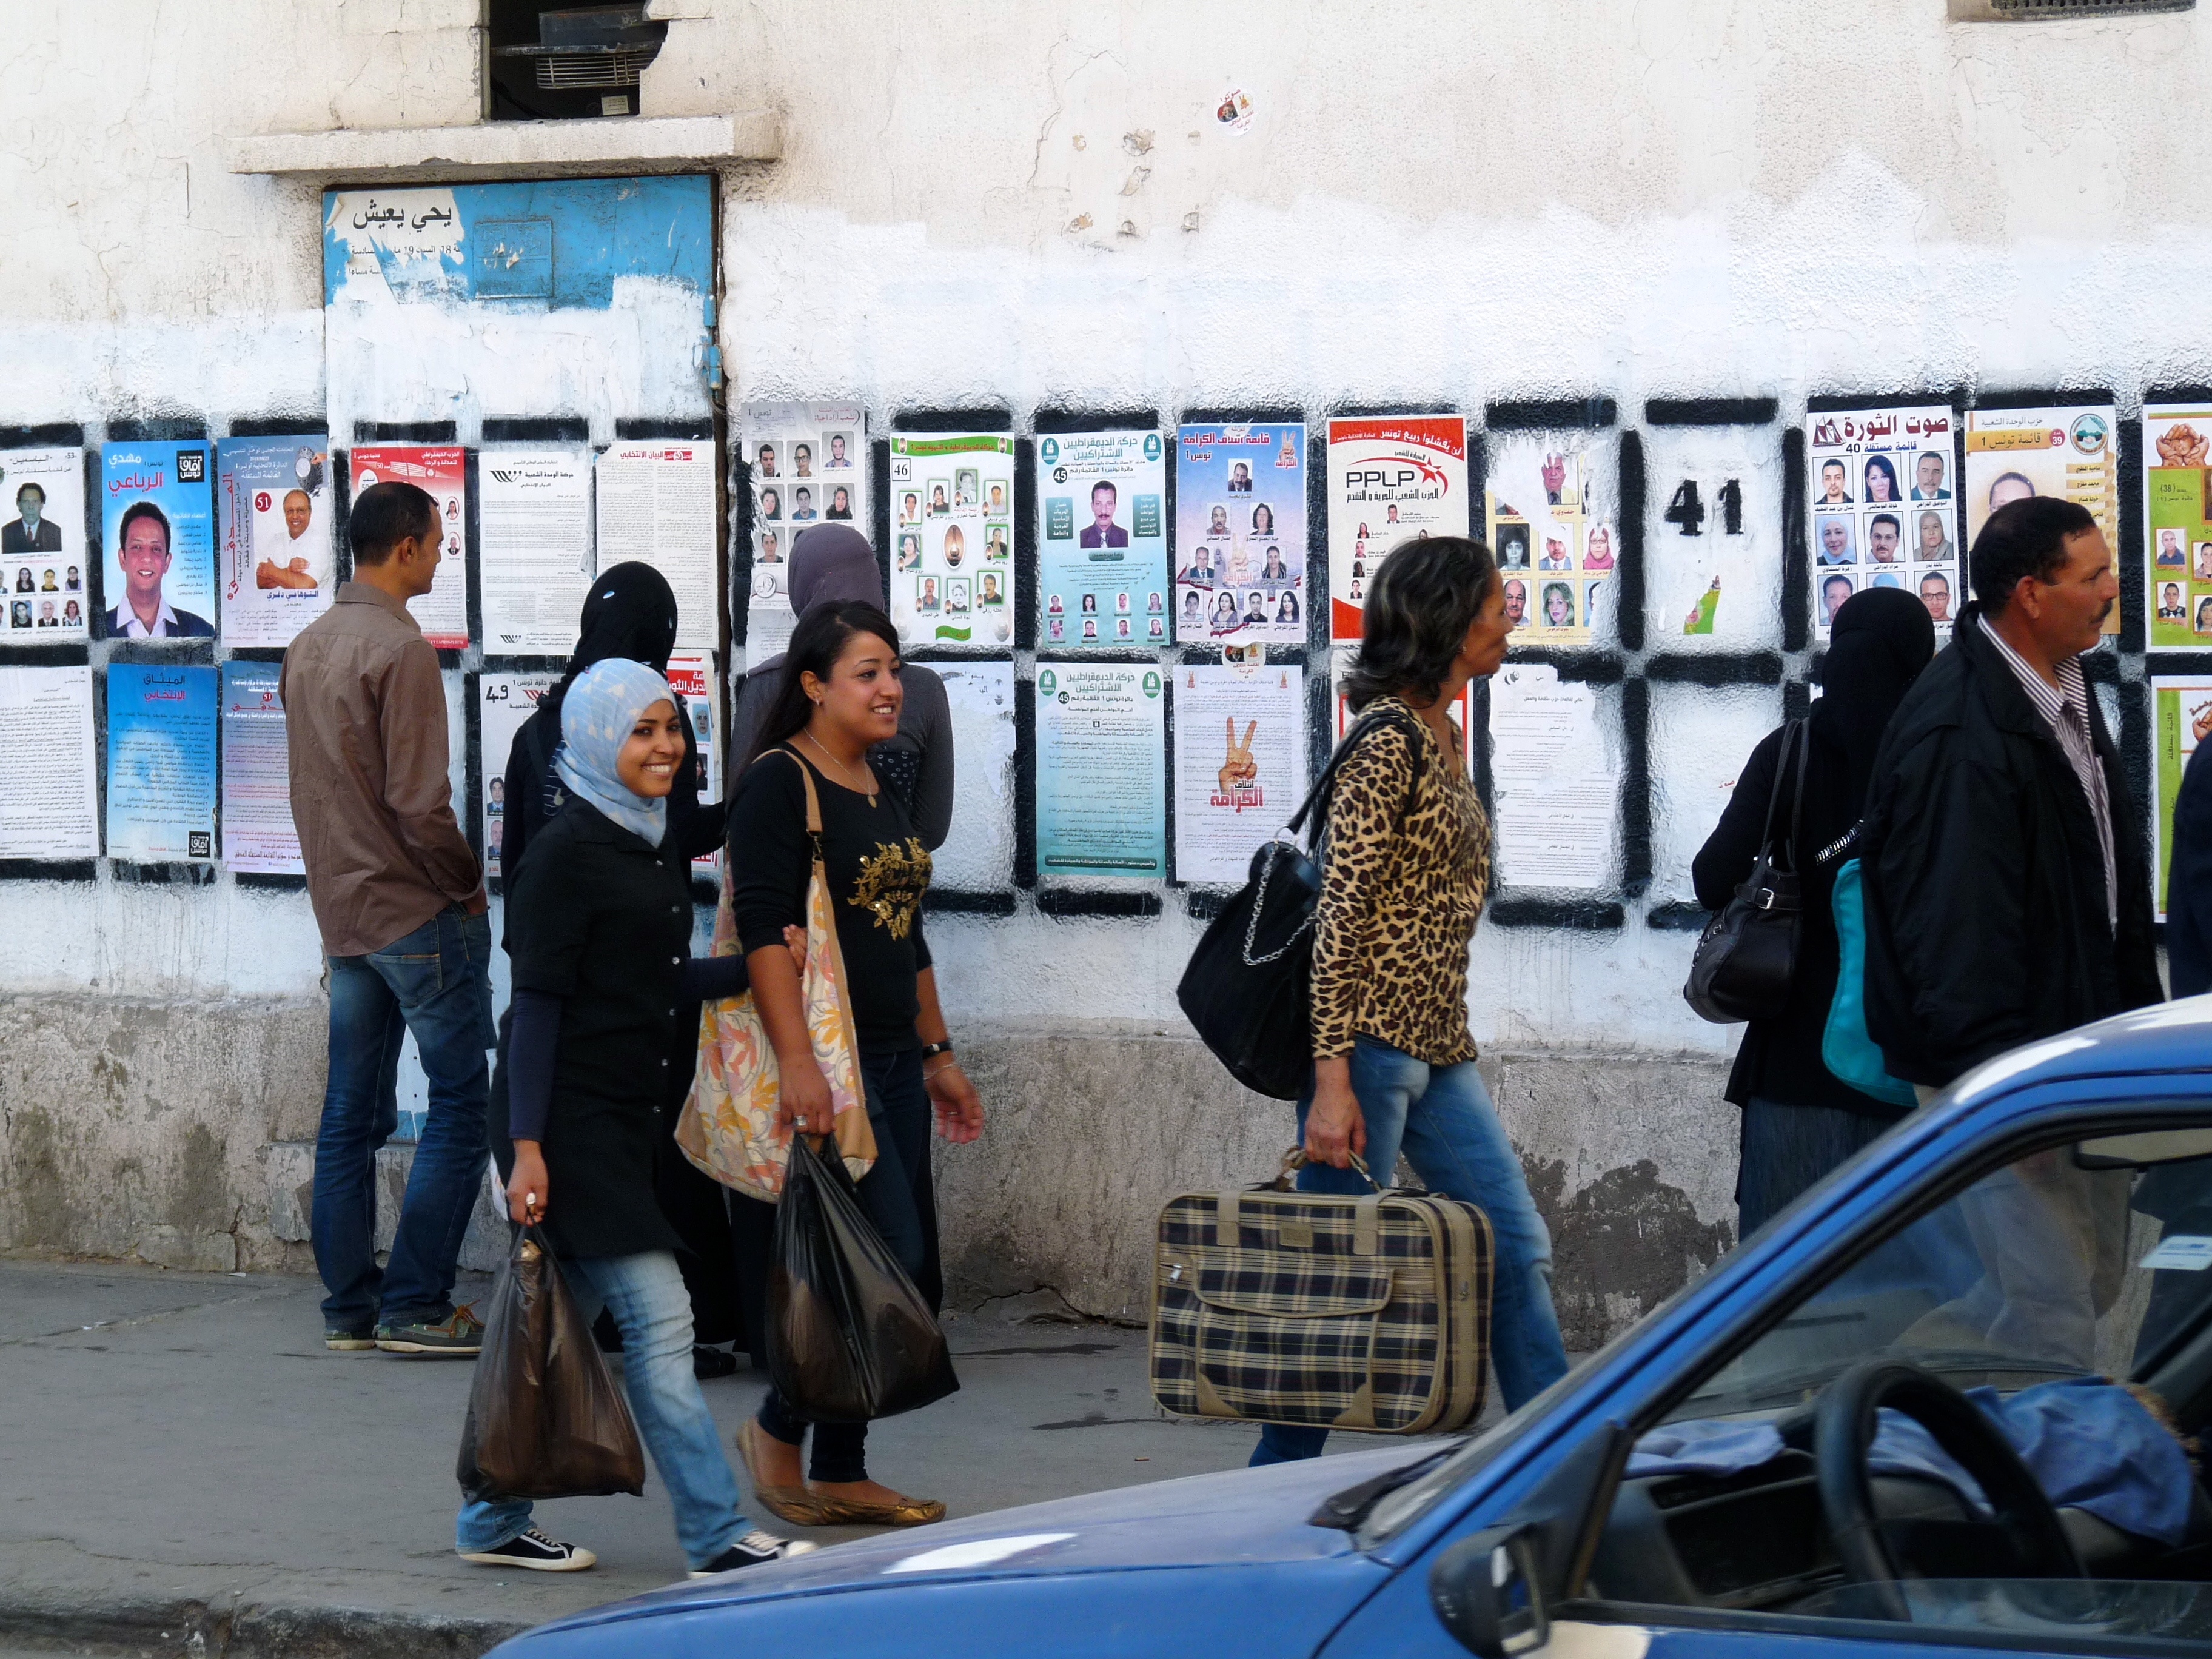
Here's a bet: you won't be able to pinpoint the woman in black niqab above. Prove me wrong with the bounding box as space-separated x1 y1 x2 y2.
1692 587 1936 1233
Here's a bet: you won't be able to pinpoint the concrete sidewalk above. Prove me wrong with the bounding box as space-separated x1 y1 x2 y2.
0 1258 1456 1658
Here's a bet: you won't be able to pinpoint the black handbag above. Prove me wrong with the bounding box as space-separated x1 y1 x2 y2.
1178 708 1426 1099
1683 717 1809 1025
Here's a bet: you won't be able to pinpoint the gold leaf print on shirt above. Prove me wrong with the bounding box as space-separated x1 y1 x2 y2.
849 838 933 940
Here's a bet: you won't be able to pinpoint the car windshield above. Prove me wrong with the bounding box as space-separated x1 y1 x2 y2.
1676 1131 2212 1422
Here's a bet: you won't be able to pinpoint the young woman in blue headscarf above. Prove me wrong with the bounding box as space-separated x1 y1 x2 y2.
460 659 814 1580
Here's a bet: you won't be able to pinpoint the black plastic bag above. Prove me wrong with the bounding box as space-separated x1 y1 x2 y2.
766 1136 959 1424
457 1225 646 1502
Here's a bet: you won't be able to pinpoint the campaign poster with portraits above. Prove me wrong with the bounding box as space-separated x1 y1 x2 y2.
1966 406 2119 638
744 402 866 667
1805 405 1957 641
1641 427 1781 649
216 435 333 647
219 660 304 874
1034 662 1166 877
1173 662 1306 884
101 441 215 642
0 665 98 859
890 434 1015 649
106 663 218 863
2154 676 2212 922
2144 406 2212 651
595 443 717 649
1036 431 1168 650
1485 434 1615 646
480 448 592 655
0 449 88 641
478 672 555 880
349 446 469 648
665 648 720 877
1175 423 1305 645
1328 417 1467 642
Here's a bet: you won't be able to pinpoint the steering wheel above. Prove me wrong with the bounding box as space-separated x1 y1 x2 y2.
1815 1358 2082 1617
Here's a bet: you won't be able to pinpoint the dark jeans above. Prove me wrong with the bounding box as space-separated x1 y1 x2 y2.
313 907 494 1330
1735 1095 1891 1238
756 1045 934 1484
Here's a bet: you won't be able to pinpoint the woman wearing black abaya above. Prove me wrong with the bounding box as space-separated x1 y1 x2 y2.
495 562 742 1372
1692 587 1936 1235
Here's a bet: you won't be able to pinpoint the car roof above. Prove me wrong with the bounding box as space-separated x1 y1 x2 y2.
1944 994 2212 1112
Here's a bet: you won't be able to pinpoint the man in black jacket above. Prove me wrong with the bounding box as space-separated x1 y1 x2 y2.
1862 495 2157 1365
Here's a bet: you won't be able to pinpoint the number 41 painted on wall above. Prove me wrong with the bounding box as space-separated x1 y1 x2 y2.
1664 478 1744 537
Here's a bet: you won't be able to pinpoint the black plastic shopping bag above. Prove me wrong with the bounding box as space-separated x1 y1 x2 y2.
766 1135 959 1424
457 1226 645 1501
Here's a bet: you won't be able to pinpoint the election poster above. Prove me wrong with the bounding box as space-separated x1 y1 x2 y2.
1966 405 2118 637
933 663 1017 892
744 402 866 667
2153 676 2212 923
1489 662 1616 890
101 441 215 641
216 435 333 648
1036 431 1168 649
106 663 218 863
666 648 720 877
1175 422 1305 645
349 446 469 648
480 448 592 655
0 448 89 641
595 443 717 649
891 434 1016 649
1034 662 1166 878
1173 662 1306 885
1329 416 1468 642
1806 405 1958 640
477 672 556 880
1641 427 1780 649
219 661 304 874
1329 643 1475 769
2145 406 2212 650
0 665 98 859
1486 433 1615 646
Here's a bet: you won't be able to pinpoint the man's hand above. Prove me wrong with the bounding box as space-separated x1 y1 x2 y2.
507 1141 548 1224
926 1061 984 1145
465 888 490 917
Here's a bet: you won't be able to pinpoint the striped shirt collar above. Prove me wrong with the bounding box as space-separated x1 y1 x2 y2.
1979 611 2086 723
1977 614 2117 930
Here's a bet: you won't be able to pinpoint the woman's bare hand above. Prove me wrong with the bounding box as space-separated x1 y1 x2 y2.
507 1141 549 1224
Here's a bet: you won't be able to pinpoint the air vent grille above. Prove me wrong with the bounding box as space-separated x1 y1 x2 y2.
1954 0 2191 16
536 49 653 88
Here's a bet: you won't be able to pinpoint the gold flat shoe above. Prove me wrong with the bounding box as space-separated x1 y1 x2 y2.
736 1419 832 1527
813 1492 947 1527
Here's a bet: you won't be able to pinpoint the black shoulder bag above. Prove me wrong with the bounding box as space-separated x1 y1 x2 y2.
1683 717 1809 1025
1177 708 1427 1100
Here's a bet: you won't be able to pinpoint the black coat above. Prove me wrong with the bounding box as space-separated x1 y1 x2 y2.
1693 721 1899 1116
2168 734 2212 999
1860 608 2162 1087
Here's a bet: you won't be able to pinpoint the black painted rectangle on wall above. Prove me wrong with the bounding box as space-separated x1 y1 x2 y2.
481 417 589 444
1644 398 1778 427
1486 398 1617 432
2119 414 2147 654
1616 429 1647 654
1781 426 1810 654
1013 438 1038 652
355 420 458 444
0 423 87 449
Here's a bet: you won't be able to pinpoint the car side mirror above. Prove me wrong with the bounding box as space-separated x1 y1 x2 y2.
1430 1526 1549 1659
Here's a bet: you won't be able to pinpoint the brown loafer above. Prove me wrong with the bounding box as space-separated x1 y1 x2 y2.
813 1492 947 1527
736 1418 831 1527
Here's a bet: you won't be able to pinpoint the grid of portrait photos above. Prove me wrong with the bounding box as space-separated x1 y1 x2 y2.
1175 423 1305 643
1042 583 1170 645
891 435 1015 648
1807 407 1960 637
1485 438 1615 643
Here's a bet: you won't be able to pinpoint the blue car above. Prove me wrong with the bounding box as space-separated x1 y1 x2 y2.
500 1001 2212 1658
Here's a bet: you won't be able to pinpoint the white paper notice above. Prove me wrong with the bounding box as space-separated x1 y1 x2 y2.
1489 662 1615 891
479 672 557 880
597 444 718 649
0 665 98 858
1034 662 1167 879
1173 663 1307 885
480 449 592 655
219 661 304 874
933 663 1017 892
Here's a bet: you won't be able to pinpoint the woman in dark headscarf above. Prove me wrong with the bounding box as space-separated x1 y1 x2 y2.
1692 587 1936 1234
497 561 741 1374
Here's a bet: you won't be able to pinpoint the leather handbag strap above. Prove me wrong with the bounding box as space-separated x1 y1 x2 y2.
1757 719 1811 874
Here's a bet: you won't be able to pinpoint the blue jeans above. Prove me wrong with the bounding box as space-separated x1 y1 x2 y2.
1250 1036 1570 1466
458 1250 751 1568
313 907 494 1330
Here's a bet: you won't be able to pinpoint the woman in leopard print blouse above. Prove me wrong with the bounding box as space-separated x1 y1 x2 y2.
1251 536 1570 1468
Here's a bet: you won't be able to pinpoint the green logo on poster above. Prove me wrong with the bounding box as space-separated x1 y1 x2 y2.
1040 438 1060 466
2071 414 2109 457
1142 671 1161 697
1038 669 1057 697
1142 434 1161 461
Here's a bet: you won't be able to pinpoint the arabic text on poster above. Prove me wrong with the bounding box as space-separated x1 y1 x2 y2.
101 442 216 642
1036 431 1169 650
1489 662 1615 891
478 672 557 880
480 448 592 655
1966 405 2119 639
350 446 469 648
1485 432 1614 646
0 666 98 859
1173 662 1307 885
595 444 717 649
743 403 867 668
220 661 304 874
1176 423 1305 645
1805 406 1959 640
1329 417 1467 643
217 435 334 648
1034 662 1166 877
106 663 218 863
891 434 1016 649
0 448 90 642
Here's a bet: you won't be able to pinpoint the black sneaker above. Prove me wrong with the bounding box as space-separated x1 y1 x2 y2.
458 1526 597 1572
324 1325 377 1352
376 1304 484 1356
693 1344 739 1379
688 1530 819 1578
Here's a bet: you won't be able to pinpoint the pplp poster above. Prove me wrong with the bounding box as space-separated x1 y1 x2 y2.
101 441 215 640
220 661 303 874
0 448 89 640
106 663 218 863
349 446 469 648
2153 677 2212 923
1034 662 1165 879
217 435 334 647
1173 663 1306 885
0 665 98 858
1327 416 1467 642
1036 431 1168 649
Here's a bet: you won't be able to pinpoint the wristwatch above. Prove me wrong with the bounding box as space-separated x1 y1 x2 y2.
920 1041 954 1061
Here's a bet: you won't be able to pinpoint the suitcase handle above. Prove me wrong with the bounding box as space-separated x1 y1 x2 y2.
1266 1147 1381 1192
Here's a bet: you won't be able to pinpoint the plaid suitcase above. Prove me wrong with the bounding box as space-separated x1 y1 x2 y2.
1149 1153 1493 1435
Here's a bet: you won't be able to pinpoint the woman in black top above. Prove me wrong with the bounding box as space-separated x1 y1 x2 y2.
728 600 984 1530
468 659 813 1579
1692 587 1935 1235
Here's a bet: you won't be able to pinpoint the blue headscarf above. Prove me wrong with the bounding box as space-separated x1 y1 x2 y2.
555 658 677 848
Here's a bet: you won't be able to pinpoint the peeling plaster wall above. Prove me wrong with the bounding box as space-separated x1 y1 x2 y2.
5 0 2210 1336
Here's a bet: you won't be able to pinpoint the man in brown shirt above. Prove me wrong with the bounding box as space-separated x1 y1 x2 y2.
281 481 492 1356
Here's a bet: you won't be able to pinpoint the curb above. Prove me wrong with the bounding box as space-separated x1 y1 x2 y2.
0 1589 529 1659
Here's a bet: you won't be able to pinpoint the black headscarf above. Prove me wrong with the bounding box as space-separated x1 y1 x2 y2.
1815 586 1937 819
543 561 680 726
743 524 885 683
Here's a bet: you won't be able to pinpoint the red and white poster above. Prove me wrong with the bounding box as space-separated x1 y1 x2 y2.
665 648 720 876
349 446 469 648
1326 416 1468 642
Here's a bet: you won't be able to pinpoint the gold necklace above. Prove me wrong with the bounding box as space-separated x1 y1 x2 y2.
801 730 876 806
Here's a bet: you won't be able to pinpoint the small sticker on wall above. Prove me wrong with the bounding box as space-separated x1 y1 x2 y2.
1214 89 1252 135
2140 1236 2212 1272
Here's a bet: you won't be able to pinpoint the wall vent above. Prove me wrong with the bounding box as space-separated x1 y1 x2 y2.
1951 0 2191 17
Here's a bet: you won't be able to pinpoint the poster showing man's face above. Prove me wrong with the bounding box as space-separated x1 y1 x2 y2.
1867 515 1901 562
15 482 44 529
1091 481 1118 531
1823 574 1852 625
283 490 313 540
828 434 848 467
1920 572 1951 622
120 504 172 609
1820 460 1848 503
1503 578 1527 626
